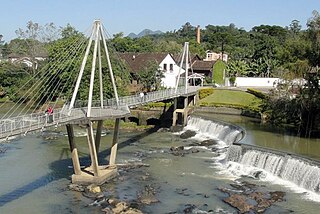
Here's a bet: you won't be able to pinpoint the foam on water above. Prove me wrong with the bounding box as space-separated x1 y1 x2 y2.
185 116 243 146
186 116 320 202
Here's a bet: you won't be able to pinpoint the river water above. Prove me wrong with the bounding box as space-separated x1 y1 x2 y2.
0 107 320 213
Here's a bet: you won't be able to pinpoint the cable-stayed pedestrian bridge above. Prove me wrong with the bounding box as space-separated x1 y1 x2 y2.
0 86 198 140
0 20 199 184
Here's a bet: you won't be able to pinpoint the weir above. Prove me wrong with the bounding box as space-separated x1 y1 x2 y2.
227 144 320 193
186 116 320 195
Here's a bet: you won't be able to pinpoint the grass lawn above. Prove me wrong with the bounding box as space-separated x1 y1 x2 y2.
198 89 263 112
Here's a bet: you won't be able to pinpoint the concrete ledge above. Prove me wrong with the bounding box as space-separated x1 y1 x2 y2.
71 165 118 185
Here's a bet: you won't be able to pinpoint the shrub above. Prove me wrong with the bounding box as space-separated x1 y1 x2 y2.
199 88 214 99
247 88 267 99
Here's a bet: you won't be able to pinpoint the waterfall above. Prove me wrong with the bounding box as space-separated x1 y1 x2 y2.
186 116 320 198
186 116 243 145
228 148 320 193
226 145 242 162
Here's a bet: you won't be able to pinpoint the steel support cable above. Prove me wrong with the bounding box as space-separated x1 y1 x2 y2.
35 33 91 109
60 46 89 110
46 39 88 111
102 25 135 97
44 26 93 111
33 40 88 112
0 34 87 117
2 36 88 119
21 38 88 115
4 37 87 119
0 36 87 119
188 50 195 86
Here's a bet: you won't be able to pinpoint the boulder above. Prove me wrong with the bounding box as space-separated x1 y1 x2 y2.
87 184 101 194
219 181 286 213
180 130 196 139
198 139 218 147
170 146 186 156
223 194 254 213
112 201 129 213
68 184 85 192
170 125 184 132
137 184 159 205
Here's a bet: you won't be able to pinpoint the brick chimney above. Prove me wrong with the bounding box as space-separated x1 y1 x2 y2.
196 25 200 44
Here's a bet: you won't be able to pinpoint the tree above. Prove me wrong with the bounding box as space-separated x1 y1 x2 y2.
138 60 163 92
41 30 131 104
226 60 250 77
61 24 79 39
289 20 302 35
0 34 4 58
306 10 320 67
15 21 48 73
177 22 196 38
296 68 320 137
0 62 31 101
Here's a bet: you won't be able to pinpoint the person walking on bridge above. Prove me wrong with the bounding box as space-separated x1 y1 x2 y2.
46 106 54 123
139 92 144 102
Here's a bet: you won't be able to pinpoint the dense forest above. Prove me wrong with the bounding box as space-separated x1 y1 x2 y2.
0 10 319 137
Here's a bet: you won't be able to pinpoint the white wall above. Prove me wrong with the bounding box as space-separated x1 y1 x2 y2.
159 54 185 88
230 77 280 87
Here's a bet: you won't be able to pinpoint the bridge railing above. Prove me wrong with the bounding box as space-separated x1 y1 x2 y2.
0 86 199 139
0 110 71 139
72 86 199 108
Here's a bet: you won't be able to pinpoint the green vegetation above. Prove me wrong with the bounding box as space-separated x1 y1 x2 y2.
1 10 320 136
144 101 171 108
138 60 164 92
199 87 214 99
198 89 263 112
246 88 267 99
262 69 320 137
102 119 151 131
212 60 225 85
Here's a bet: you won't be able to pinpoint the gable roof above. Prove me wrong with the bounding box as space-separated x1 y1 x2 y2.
172 54 202 66
191 60 216 71
118 53 168 73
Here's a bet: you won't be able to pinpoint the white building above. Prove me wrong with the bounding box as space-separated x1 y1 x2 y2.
158 54 185 88
8 54 47 69
119 53 185 89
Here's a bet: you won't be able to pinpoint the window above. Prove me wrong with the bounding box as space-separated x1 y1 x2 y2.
170 64 173 71
163 63 167 71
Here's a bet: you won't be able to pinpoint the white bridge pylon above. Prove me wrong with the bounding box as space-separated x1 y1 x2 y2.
69 20 119 114
67 20 122 185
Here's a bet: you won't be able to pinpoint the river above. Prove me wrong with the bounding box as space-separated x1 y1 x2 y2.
0 106 320 213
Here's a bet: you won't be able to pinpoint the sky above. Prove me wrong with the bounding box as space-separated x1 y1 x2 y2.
1 0 320 42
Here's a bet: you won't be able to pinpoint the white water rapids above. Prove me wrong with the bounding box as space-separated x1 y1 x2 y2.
185 116 320 202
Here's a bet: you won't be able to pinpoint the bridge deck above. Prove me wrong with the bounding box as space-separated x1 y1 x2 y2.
0 86 199 140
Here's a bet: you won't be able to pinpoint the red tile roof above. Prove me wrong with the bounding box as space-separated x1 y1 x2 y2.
118 53 168 73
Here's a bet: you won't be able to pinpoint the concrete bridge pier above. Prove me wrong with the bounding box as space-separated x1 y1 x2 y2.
109 118 120 166
172 94 197 127
66 119 119 185
66 124 81 176
94 120 103 152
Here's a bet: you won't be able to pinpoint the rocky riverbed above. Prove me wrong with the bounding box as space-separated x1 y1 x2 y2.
65 129 289 214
